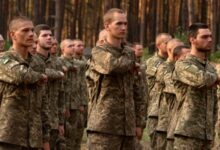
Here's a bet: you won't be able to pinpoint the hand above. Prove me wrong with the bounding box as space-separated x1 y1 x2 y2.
135 127 143 140
58 71 65 79
62 66 68 73
37 74 48 85
58 125 65 136
43 142 50 150
79 106 85 113
64 110 70 118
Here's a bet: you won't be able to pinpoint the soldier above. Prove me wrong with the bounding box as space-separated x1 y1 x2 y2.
48 37 66 150
0 34 4 52
165 45 190 150
86 8 145 150
96 29 107 46
0 16 48 150
72 39 88 150
172 23 218 150
31 24 64 150
153 39 184 149
28 33 37 56
145 33 172 149
131 42 148 150
59 39 80 150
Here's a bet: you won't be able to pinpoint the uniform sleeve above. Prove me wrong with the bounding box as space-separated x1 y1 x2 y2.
45 68 62 80
58 79 65 125
0 60 42 85
41 85 51 142
174 61 217 88
134 73 147 128
92 47 135 74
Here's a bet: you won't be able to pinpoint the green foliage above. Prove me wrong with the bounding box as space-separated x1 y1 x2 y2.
173 26 188 45
210 49 220 62
142 47 153 61
4 40 11 51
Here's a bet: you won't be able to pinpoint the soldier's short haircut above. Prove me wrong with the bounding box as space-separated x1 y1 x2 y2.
34 24 51 37
156 33 172 45
167 38 183 51
173 45 190 57
9 16 32 32
188 23 208 38
60 39 73 51
103 8 125 24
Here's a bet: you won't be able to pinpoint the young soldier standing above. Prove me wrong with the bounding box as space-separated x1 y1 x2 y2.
86 8 145 150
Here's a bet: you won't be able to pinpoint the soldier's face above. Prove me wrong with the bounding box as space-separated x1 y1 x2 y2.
105 12 127 39
73 41 84 55
63 41 74 56
133 44 143 57
10 21 34 48
50 39 58 54
28 35 38 55
193 29 212 52
38 30 52 50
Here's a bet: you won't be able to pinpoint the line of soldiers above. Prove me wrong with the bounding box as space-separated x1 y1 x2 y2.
146 24 220 150
1 7 220 150
0 17 88 150
85 8 220 150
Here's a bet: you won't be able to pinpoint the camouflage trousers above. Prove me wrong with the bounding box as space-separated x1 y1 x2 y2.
50 129 66 150
173 136 212 150
0 142 39 150
156 131 167 150
166 139 174 150
75 111 86 150
147 117 158 150
87 132 135 150
65 110 79 150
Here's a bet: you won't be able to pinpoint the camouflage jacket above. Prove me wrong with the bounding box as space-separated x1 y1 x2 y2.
73 55 88 106
46 55 65 130
59 55 81 110
0 49 44 147
86 43 145 136
173 54 218 140
145 53 166 117
155 59 175 132
29 53 51 146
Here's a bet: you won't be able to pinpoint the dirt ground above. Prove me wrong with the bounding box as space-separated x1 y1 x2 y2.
80 129 150 150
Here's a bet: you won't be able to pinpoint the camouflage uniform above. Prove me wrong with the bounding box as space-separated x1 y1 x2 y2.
73 55 88 150
172 55 217 150
30 52 57 148
153 59 176 150
0 49 47 149
86 43 145 150
46 54 66 150
59 55 80 150
145 53 166 149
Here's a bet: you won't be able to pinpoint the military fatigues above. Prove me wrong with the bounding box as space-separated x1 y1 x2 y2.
153 59 176 150
73 55 88 150
46 55 66 150
59 55 81 150
0 49 46 149
172 55 217 150
145 53 166 149
86 43 145 150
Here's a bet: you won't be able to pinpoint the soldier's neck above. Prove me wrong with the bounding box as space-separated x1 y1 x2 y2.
12 44 28 59
37 47 49 58
191 47 206 60
63 53 72 59
73 53 82 59
106 36 122 49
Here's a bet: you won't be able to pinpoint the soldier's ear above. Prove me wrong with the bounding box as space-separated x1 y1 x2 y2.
9 31 16 40
189 36 196 45
104 22 110 31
